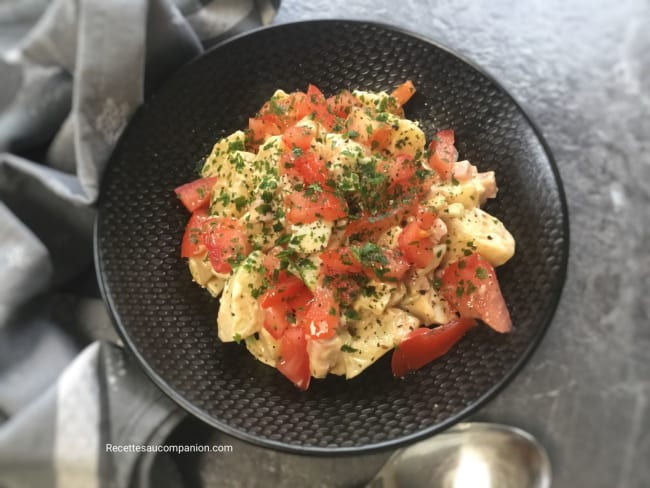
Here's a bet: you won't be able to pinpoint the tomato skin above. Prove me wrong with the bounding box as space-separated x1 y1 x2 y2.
416 205 436 230
282 125 314 151
174 177 218 212
301 287 339 339
201 218 251 274
391 80 416 106
261 274 314 340
281 150 328 186
377 249 410 281
428 129 458 180
285 191 348 224
391 318 477 377
277 326 311 390
263 303 290 339
345 199 418 238
180 208 209 257
357 248 410 282
441 253 512 333
320 247 363 274
248 115 282 144
326 89 360 118
398 222 436 268
260 274 307 308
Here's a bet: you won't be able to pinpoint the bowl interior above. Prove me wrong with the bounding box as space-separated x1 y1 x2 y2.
96 20 568 453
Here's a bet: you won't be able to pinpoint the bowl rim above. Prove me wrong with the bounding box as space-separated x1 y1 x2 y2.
94 18 570 456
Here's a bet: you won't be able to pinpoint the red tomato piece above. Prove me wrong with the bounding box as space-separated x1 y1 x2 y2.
260 274 308 308
180 208 209 258
428 129 458 180
354 246 410 282
326 89 360 118
276 326 311 390
391 318 477 377
379 249 410 281
285 190 347 224
287 91 312 122
201 218 251 274
441 253 512 333
263 303 290 339
416 205 436 230
174 176 218 213
390 80 416 106
281 150 329 186
320 247 363 274
369 123 392 151
306 84 337 130
301 287 339 339
345 198 418 237
398 222 436 268
248 115 282 144
282 125 314 151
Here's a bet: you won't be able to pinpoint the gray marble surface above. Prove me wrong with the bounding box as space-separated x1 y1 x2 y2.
166 0 650 487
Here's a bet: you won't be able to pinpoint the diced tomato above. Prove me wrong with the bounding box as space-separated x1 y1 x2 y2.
345 199 418 237
287 91 313 121
416 205 436 230
289 285 314 314
385 154 417 191
282 125 314 151
285 190 347 224
276 326 311 390
326 89 360 118
201 218 251 274
391 318 477 377
355 247 410 282
320 247 363 274
301 287 339 339
391 80 416 106
378 249 410 281
306 84 336 130
262 249 282 279
263 303 290 339
260 275 307 308
307 84 326 105
180 208 209 258
368 123 392 151
174 177 218 212
441 253 512 333
248 114 282 144
281 150 328 186
398 221 435 268
262 276 314 339
428 129 457 180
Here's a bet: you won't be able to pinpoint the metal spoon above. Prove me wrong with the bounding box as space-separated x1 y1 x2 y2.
367 423 551 488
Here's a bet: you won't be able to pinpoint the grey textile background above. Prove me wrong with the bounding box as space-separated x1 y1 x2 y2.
0 1 278 487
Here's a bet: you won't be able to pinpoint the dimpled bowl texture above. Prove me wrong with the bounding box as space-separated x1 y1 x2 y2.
95 20 568 454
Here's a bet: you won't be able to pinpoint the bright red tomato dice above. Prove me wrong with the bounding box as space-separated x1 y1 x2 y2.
201 218 251 274
391 318 477 377
428 129 457 180
174 177 218 212
276 326 311 390
398 222 436 268
285 190 347 224
441 253 512 333
301 286 339 339
180 208 209 258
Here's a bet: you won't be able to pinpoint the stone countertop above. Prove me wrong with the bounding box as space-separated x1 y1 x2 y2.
172 1 650 486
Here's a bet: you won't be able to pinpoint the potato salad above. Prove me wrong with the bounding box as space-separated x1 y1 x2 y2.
174 81 515 389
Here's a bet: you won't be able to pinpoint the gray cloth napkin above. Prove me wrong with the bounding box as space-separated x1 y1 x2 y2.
0 1 279 487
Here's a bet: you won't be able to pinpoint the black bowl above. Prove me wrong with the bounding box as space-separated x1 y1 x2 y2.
95 20 569 454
